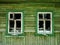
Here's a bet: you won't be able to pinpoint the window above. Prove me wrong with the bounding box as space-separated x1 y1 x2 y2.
8 12 23 35
37 12 52 35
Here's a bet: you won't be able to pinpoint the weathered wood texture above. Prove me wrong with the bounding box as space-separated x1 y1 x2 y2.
0 0 60 3
0 3 60 45
0 32 60 45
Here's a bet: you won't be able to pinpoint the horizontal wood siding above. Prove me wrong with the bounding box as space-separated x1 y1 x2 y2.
0 0 59 3
0 3 60 45
54 8 60 31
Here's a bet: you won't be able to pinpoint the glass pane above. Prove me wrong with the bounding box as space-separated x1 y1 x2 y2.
9 20 14 28
44 14 50 19
39 21 44 30
16 21 21 28
14 14 21 19
10 14 13 19
9 28 14 32
16 28 21 32
45 21 50 31
39 14 43 19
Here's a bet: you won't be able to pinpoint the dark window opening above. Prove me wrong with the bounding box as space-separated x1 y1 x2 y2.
16 21 21 28
44 14 50 19
39 14 43 19
14 14 21 19
45 21 50 31
9 28 14 32
39 21 44 30
10 20 14 28
10 14 13 19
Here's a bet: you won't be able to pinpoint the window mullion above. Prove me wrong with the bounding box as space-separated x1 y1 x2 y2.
13 13 16 35
43 14 45 34
13 14 16 35
44 20 45 34
43 13 44 32
13 20 16 35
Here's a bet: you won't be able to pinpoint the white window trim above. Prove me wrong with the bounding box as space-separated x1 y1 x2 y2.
37 12 52 34
8 12 23 35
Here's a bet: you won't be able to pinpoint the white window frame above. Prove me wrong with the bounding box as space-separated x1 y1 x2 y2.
37 12 52 35
8 12 23 35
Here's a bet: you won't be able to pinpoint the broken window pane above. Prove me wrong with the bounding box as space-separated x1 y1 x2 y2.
45 21 50 31
9 20 14 28
39 14 43 19
16 21 21 28
44 14 50 19
14 14 21 19
10 14 13 19
39 21 44 30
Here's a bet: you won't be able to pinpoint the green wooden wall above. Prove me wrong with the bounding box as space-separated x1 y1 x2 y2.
0 3 60 45
0 0 60 3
